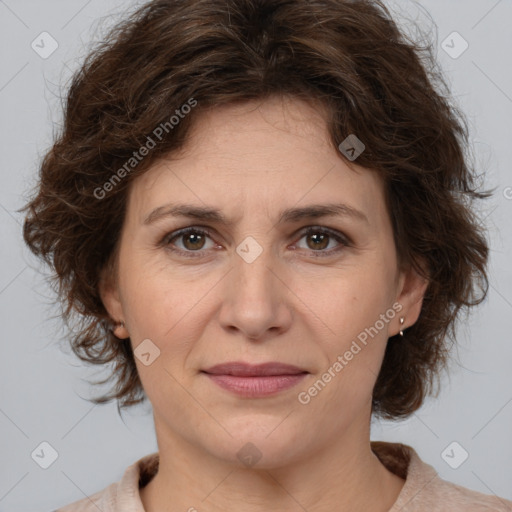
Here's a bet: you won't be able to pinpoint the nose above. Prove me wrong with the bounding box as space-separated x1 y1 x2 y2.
217 240 293 341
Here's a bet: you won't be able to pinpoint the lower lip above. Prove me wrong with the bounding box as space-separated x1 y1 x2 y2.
203 373 308 397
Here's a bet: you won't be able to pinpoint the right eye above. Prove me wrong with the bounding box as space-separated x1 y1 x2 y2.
162 227 218 257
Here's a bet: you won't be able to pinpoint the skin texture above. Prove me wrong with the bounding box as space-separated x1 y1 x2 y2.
101 95 428 512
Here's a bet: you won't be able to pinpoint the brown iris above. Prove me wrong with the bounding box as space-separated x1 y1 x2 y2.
306 232 329 251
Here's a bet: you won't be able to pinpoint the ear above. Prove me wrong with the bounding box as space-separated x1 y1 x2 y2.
98 258 129 339
393 258 429 336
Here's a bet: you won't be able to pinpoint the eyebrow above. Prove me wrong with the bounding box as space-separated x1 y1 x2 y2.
143 202 369 226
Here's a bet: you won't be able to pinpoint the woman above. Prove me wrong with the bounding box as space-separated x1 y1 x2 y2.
22 0 511 510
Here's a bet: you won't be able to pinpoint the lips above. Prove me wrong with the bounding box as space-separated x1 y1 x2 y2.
201 362 309 397
202 361 308 377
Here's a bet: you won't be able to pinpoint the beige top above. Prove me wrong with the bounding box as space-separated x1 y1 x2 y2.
55 441 512 511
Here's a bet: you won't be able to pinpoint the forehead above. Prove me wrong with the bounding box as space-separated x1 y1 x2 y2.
125 96 387 227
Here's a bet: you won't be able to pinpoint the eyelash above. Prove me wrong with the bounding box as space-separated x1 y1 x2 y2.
160 226 351 259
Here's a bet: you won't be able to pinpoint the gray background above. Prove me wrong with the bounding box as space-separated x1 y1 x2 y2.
0 0 511 510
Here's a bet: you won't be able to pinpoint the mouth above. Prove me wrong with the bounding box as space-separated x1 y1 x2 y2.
201 362 309 397
202 361 308 376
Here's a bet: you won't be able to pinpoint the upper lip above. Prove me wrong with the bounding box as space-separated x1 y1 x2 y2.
202 362 308 376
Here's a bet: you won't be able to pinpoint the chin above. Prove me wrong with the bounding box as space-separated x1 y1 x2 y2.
204 418 308 469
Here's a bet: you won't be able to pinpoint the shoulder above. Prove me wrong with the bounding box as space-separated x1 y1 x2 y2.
53 452 159 512
418 476 512 511
54 484 116 512
371 441 512 512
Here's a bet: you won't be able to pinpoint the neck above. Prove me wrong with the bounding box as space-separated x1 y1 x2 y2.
140 413 405 512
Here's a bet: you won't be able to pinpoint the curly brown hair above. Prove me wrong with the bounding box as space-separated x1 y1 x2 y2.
21 0 489 419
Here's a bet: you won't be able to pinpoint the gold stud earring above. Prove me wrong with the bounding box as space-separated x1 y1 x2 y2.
399 317 405 337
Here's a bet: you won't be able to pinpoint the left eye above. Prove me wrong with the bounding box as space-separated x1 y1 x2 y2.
295 227 348 254
162 226 349 257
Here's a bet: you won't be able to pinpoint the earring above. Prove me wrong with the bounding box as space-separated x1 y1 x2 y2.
399 317 405 337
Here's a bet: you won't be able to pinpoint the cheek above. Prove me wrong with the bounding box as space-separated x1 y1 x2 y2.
298 285 395 423
302 266 397 411
298 261 396 345
120 262 220 373
119 249 206 331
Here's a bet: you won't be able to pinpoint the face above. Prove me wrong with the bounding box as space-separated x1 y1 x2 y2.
101 95 426 468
